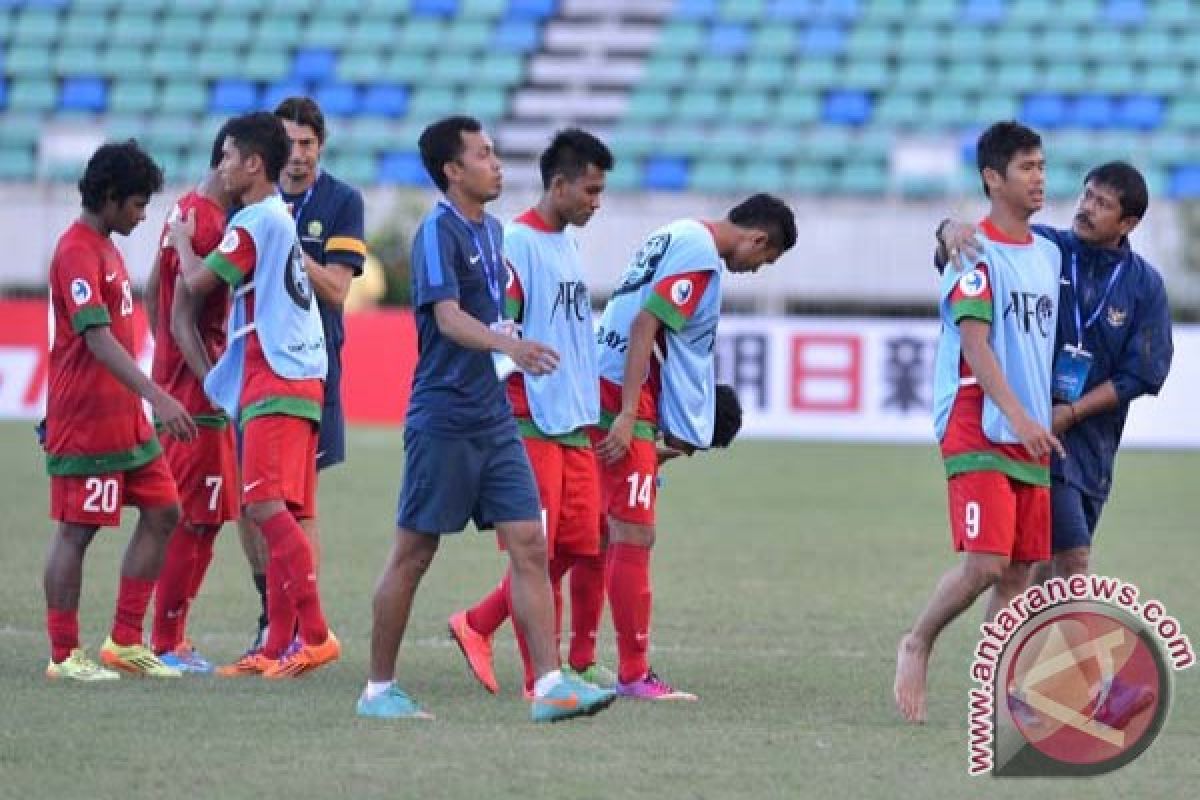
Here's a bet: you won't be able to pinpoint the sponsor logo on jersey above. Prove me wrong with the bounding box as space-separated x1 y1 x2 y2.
670 278 694 306
70 278 92 306
959 268 988 298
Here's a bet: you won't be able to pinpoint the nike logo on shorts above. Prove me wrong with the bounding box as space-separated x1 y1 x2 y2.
243 479 264 493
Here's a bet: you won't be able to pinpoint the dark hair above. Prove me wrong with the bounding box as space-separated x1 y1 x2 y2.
224 111 290 182
976 120 1042 196
727 193 797 253
711 384 743 448
1084 161 1149 220
209 119 234 169
418 115 482 191
273 96 326 144
538 128 614 189
79 139 164 212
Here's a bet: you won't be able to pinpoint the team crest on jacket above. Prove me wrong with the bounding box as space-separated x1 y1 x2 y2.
307 219 323 238
1106 307 1127 327
959 268 987 297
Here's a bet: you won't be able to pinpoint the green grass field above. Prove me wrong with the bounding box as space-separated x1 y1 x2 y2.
1 421 1196 799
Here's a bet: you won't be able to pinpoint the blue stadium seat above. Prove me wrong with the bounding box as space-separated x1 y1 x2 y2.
1117 95 1163 130
1071 94 1115 128
765 0 815 21
817 0 860 21
291 49 337 82
210 80 259 113
508 0 556 18
1168 166 1200 198
378 151 431 186
642 157 689 190
1021 93 1068 128
25 0 69 7
411 0 458 15
803 24 845 55
708 23 749 55
360 84 409 117
676 0 716 18
961 0 1005 23
1103 0 1145 26
59 77 107 112
493 20 538 51
315 83 360 116
262 81 309 111
822 90 871 125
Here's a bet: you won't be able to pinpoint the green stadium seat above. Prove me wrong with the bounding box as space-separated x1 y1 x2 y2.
338 53 387 83
742 59 788 90
0 148 36 181
345 118 398 150
170 0 220 9
972 94 1019 123
98 47 149 79
994 62 1039 92
946 27 988 59
1166 99 1200 131
675 90 722 122
874 93 921 127
243 51 289 82
1090 63 1137 94
946 61 988 93
73 0 122 10
348 17 403 50
1144 132 1192 169
196 48 243 79
480 53 523 85
925 94 972 127
1083 29 1128 61
6 47 52 76
328 154 377 187
460 0 508 17
777 91 820 124
693 58 738 90
1036 28 1085 60
641 57 689 89
109 81 157 114
738 160 787 192
407 88 459 120
1046 166 1080 198
0 114 40 151
13 10 60 45
913 0 958 22
159 82 208 114
146 118 196 150
1059 0 1101 23
431 54 476 84
1142 64 1186 95
789 163 835 194
1043 63 1088 93
805 128 852 161
381 54 427 83
705 125 751 158
446 19 492 50
53 46 93 76
7 80 56 113
461 87 507 120
984 28 1032 60
60 12 111 45
159 14 207 47
720 0 766 22
690 159 739 193
1153 0 1193 25
302 14 352 47
207 18 255 47
894 61 940 92
110 14 157 47
896 28 942 59
839 60 888 91
861 0 909 22
656 23 704 56
1008 0 1056 23
604 159 640 191
399 18 447 52
1130 28 1172 63
750 25 795 56
664 128 708 158
149 49 194 79
838 163 888 195
609 127 657 159
253 15 302 44
792 59 838 90
728 91 770 123
846 26 892 58
852 129 893 163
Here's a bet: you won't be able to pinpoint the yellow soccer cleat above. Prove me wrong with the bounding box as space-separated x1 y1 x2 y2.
99 637 182 678
46 649 120 682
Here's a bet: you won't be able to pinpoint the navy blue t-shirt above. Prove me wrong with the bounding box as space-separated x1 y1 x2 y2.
281 170 366 407
1033 225 1173 500
406 201 514 436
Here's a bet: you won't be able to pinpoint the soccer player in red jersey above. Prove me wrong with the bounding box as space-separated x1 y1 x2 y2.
143 123 240 672
168 112 339 679
43 140 198 681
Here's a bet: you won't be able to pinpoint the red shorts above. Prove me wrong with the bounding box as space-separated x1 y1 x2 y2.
588 426 658 526
241 415 318 519
161 425 239 527
50 455 179 527
948 471 1050 562
524 437 601 558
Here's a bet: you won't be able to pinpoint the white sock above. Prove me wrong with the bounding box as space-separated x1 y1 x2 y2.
364 680 393 701
533 669 564 698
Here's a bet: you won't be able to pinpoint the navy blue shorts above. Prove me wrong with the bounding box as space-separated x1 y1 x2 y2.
396 426 541 535
1051 478 1105 552
316 400 345 471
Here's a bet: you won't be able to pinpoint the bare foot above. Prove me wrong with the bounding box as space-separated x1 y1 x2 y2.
894 633 930 724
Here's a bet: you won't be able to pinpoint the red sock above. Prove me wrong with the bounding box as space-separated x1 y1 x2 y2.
151 525 200 653
261 562 297 659
467 572 512 637
607 542 652 684
259 510 327 646
513 555 571 691
111 576 156 647
181 532 216 637
47 607 80 664
568 551 607 671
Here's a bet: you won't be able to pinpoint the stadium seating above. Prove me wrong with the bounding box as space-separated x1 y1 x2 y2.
0 0 1198 196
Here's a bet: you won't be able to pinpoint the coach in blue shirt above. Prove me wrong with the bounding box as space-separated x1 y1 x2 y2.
356 116 616 723
937 161 1174 580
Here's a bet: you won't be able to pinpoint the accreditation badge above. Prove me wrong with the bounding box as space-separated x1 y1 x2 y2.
1052 345 1093 403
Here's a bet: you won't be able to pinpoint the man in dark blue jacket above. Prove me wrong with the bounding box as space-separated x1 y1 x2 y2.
936 161 1174 583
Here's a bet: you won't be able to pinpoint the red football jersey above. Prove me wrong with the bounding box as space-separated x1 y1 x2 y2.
46 221 158 474
150 191 230 417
